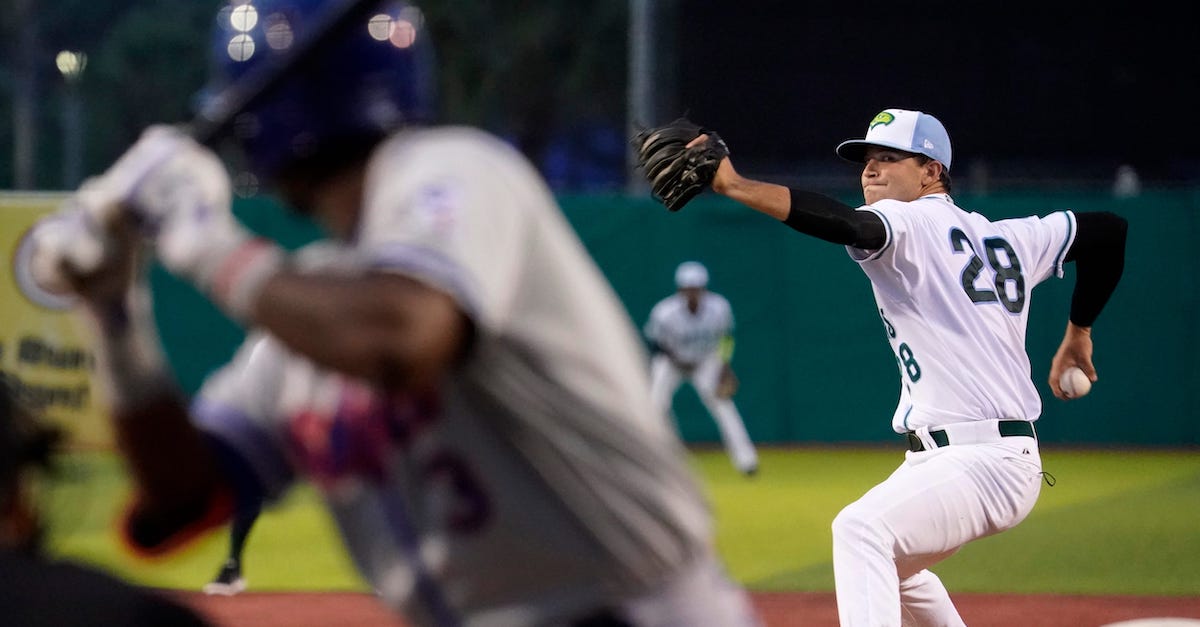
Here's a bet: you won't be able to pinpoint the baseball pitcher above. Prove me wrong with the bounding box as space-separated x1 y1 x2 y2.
633 109 1127 626
644 261 758 476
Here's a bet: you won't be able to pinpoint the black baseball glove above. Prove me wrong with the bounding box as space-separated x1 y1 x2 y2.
632 118 729 212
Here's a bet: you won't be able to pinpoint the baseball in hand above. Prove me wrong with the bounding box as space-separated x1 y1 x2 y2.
1059 366 1092 398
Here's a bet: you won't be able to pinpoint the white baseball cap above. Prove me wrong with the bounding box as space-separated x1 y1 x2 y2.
675 261 708 289
836 109 953 171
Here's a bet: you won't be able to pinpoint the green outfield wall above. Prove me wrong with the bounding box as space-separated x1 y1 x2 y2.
161 189 1197 447
10 189 1187 447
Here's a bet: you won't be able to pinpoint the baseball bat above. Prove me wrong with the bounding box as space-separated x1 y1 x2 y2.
190 0 382 146
25 0 385 286
35 0 384 279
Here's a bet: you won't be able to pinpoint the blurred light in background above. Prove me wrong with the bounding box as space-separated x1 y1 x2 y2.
394 6 423 49
389 19 416 49
367 8 421 50
264 13 294 51
55 50 87 188
221 1 262 61
367 14 392 41
54 50 87 80
227 33 256 61
230 4 259 32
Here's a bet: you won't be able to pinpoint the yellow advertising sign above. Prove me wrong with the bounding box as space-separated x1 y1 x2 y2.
0 192 112 449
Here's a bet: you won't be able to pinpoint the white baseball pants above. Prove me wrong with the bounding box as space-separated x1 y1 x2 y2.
831 432 1043 626
648 352 758 474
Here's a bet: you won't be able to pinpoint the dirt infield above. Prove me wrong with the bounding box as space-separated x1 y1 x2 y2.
174 590 1200 626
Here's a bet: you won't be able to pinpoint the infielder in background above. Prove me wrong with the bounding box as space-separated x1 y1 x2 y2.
645 261 758 476
634 109 1127 626
26 1 762 625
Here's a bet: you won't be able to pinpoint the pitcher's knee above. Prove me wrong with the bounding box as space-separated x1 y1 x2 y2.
832 504 880 545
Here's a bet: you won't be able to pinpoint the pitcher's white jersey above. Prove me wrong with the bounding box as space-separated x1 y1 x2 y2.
191 128 727 626
644 292 734 365
848 194 1076 432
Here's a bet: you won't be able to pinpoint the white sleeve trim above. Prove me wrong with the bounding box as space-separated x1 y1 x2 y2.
1052 210 1078 279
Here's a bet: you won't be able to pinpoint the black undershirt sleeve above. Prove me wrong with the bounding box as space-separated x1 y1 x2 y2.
782 189 887 249
1063 211 1128 327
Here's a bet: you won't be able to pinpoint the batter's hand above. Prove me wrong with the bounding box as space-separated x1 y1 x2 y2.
27 205 110 297
27 195 142 309
74 125 283 320
1049 322 1097 400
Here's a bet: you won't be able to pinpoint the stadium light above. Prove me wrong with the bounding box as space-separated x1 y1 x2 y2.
55 50 87 81
55 50 87 188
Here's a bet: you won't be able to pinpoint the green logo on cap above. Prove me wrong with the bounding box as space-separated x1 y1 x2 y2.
869 112 895 129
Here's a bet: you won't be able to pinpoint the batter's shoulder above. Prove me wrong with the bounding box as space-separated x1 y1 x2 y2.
368 125 551 209
378 125 523 164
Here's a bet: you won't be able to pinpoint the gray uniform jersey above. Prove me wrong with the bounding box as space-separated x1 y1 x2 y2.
644 292 734 366
848 194 1076 432
192 127 714 626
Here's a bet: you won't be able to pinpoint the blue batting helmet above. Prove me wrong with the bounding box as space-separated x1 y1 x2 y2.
200 0 436 180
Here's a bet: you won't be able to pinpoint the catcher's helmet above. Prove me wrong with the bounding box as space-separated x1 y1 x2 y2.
199 0 436 180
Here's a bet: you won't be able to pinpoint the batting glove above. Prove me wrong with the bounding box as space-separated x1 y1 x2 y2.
77 124 284 322
26 201 112 298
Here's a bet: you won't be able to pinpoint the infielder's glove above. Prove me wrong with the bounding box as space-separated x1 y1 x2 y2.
632 117 729 212
716 363 740 399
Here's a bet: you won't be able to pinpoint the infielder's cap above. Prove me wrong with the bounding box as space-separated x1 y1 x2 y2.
836 109 953 171
675 261 709 289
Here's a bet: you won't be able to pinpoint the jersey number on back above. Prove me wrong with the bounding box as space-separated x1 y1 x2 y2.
949 228 1026 314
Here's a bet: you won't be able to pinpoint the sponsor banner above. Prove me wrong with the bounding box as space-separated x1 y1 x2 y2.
0 193 112 448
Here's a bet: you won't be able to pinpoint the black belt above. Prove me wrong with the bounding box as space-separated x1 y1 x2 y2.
905 420 1036 452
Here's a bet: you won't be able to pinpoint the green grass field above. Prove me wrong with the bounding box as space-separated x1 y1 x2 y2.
43 447 1200 596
